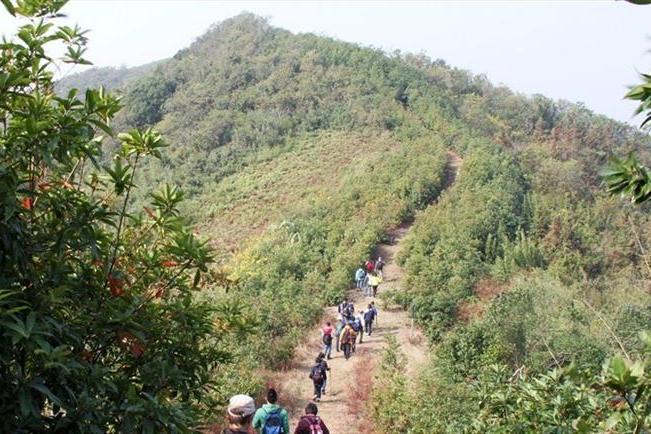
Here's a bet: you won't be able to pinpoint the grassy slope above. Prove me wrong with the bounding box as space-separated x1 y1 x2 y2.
188 131 398 256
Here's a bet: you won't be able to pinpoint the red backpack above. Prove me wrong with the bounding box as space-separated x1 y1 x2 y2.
305 415 323 434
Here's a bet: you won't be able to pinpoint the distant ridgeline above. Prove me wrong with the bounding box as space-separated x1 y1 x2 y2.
60 13 651 431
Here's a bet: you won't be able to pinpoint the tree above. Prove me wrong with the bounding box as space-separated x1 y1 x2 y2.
604 26 651 203
0 1 224 431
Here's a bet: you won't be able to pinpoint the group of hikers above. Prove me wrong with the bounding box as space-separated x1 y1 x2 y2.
220 256 385 434
305 256 383 402
355 257 384 297
307 299 379 400
221 388 329 434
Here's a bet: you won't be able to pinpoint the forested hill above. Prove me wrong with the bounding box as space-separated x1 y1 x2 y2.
56 60 160 94
54 12 651 432
60 13 649 254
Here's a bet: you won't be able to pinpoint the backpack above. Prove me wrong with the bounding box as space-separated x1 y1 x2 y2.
364 309 374 322
341 327 352 344
323 333 332 346
305 415 323 434
262 408 284 434
352 319 362 332
310 364 324 382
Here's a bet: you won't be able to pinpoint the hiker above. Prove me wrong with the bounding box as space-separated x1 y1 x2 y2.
367 271 382 297
349 320 359 354
364 303 376 336
316 352 330 395
334 318 345 353
223 394 256 434
353 313 364 344
339 321 355 360
252 388 290 434
371 301 379 324
364 258 375 272
342 301 355 322
363 274 372 297
322 321 333 359
337 298 348 316
375 256 385 278
355 266 366 290
294 403 330 434
309 356 327 401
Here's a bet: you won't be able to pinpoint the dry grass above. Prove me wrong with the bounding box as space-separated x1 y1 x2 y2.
475 277 508 301
407 329 425 346
190 131 399 260
457 278 511 322
457 300 486 322
348 347 377 434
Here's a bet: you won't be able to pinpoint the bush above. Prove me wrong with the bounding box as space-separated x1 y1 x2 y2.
0 3 230 431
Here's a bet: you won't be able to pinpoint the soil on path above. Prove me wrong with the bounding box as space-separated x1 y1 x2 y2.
268 152 462 434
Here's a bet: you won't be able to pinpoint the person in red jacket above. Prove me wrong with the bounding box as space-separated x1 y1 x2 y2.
294 403 329 434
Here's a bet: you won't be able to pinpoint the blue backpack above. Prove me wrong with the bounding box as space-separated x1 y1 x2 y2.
262 408 284 434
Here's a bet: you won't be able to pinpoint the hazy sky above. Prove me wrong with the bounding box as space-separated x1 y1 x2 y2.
2 1 651 125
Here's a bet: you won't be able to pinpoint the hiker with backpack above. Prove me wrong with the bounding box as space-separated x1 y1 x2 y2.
337 298 348 316
364 258 375 273
322 322 333 360
353 313 364 344
294 403 330 434
339 300 354 322
223 394 256 434
315 352 330 395
367 271 382 297
309 356 327 401
252 388 290 434
364 303 376 336
375 256 385 278
334 318 345 353
339 321 355 360
355 266 366 290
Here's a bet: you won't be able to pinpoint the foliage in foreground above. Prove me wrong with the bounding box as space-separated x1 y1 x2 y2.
0 1 234 431
372 333 651 433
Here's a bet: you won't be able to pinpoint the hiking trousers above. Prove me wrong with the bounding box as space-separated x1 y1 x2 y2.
323 343 332 359
313 380 324 400
342 343 352 360
365 320 373 335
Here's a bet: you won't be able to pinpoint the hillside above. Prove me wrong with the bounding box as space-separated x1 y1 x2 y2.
55 61 160 94
52 12 651 433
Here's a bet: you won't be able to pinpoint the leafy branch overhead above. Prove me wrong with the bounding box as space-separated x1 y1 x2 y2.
604 75 651 202
603 154 651 204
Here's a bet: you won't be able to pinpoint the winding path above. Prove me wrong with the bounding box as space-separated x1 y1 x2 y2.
268 152 462 434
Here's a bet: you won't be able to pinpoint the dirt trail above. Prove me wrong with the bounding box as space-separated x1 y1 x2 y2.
269 152 462 434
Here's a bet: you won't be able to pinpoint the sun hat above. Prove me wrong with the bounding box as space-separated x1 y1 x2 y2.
227 394 256 417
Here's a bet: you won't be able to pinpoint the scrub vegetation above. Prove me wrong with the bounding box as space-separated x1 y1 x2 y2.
3 1 651 432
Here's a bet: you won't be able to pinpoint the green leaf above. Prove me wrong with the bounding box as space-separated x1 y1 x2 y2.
31 383 63 407
1 0 15 16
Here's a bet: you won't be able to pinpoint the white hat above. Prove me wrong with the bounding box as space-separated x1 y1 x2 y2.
227 394 256 417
